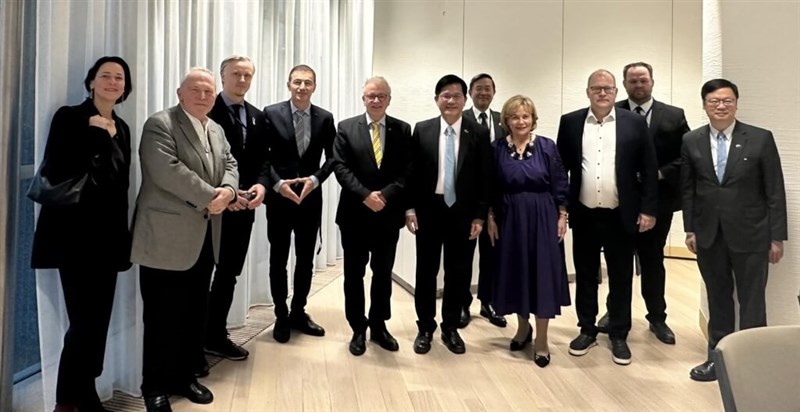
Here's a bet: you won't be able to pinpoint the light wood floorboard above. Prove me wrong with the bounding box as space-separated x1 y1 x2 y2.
174 258 722 411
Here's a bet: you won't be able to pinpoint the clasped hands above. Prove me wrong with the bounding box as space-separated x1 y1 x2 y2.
227 184 266 212
277 177 316 205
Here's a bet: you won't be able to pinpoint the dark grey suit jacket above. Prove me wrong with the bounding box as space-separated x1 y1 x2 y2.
681 121 787 252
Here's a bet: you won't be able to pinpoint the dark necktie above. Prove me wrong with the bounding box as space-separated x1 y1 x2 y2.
634 106 644 115
294 110 308 156
478 112 489 131
231 104 244 147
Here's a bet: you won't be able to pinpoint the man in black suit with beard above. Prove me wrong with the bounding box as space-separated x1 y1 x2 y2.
406 74 491 355
459 73 508 329
595 62 690 345
263 65 336 343
333 76 411 356
204 55 269 367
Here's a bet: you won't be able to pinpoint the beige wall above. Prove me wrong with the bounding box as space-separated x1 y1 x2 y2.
376 0 703 288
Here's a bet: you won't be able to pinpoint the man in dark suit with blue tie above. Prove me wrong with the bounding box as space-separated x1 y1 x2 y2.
204 55 269 365
557 69 658 366
682 79 787 382
333 76 411 356
263 65 336 343
459 73 508 329
595 62 690 345
406 74 491 355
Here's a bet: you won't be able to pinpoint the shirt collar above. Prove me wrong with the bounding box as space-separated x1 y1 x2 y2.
586 107 617 124
710 120 737 139
220 92 244 109
290 101 311 116
628 98 653 114
440 116 463 134
181 107 208 129
471 106 490 120
365 113 386 127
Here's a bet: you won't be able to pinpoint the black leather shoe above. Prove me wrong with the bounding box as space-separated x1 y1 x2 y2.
370 328 399 352
413 331 433 354
510 326 533 351
480 303 507 328
171 382 213 404
568 333 598 356
349 331 367 356
441 328 466 354
206 338 249 360
533 353 551 368
649 322 676 344
193 362 210 378
596 313 610 334
457 307 471 328
273 316 290 343
143 394 172 412
610 338 632 365
690 360 717 382
289 313 326 336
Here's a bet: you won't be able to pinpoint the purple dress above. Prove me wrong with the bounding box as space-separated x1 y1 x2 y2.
491 135 570 318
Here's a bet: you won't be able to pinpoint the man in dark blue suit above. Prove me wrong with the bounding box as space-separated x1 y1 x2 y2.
333 77 411 356
204 55 269 365
557 69 658 366
263 65 336 343
406 74 491 355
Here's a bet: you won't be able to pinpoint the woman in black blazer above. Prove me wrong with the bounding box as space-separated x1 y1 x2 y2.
31 56 133 412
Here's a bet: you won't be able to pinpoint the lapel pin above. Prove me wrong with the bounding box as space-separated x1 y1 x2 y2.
735 144 741 148
251 117 255 126
464 129 470 134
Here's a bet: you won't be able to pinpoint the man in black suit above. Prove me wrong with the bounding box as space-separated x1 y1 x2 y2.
204 56 269 365
682 79 787 382
333 76 411 356
264 64 336 343
557 69 658 366
406 74 491 355
459 73 508 329
595 62 690 345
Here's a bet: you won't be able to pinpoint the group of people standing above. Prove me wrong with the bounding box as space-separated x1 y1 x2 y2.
30 55 786 412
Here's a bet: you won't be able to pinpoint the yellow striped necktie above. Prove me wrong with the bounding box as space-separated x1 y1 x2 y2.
371 121 382 167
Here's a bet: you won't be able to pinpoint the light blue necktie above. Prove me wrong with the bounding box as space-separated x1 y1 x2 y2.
443 126 456 207
716 132 728 181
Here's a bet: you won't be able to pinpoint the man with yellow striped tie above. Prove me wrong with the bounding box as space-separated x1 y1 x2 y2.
333 77 412 356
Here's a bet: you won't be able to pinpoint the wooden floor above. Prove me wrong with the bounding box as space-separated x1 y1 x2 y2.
177 258 723 412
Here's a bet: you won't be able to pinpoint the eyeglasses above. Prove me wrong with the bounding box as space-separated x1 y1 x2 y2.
705 99 736 107
438 93 465 102
364 94 389 102
588 86 616 95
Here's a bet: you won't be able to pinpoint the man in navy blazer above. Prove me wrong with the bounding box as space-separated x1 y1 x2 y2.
204 55 269 364
682 79 787 382
263 65 336 343
557 69 658 366
595 62 690 345
333 76 411 356
406 74 491 355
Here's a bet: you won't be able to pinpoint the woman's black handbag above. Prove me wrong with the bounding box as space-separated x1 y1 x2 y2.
26 159 88 206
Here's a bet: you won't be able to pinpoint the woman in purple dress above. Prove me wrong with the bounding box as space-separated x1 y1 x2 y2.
487 95 570 367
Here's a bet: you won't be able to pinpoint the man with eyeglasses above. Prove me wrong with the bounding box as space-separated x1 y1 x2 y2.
556 69 658 365
406 74 492 355
682 78 787 382
593 62 690 345
332 77 411 356
458 73 508 329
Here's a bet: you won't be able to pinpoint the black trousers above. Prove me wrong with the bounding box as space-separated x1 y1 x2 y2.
633 209 673 324
267 197 321 319
140 227 214 395
55 265 118 407
464 227 495 308
697 226 768 352
340 223 400 333
414 198 477 332
572 205 634 340
206 209 254 344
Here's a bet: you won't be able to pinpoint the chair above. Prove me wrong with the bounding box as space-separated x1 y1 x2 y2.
712 325 800 412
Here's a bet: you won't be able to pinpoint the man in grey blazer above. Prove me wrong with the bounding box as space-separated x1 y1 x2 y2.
131 68 239 411
682 78 787 382
459 73 508 329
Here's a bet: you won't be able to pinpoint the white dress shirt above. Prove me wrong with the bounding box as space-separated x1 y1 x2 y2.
182 107 213 175
580 108 618 208
471 106 495 141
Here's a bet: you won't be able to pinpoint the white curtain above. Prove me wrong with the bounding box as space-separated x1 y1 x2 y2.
33 0 372 407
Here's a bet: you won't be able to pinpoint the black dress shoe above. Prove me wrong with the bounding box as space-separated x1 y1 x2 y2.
171 382 213 404
143 394 172 412
457 307 471 328
510 327 533 351
289 313 326 336
690 360 717 382
533 353 551 368
649 322 676 344
349 331 367 356
206 338 249 360
441 328 466 354
273 316 290 343
370 328 399 352
596 313 610 334
193 363 210 378
479 303 507 328
413 331 433 354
